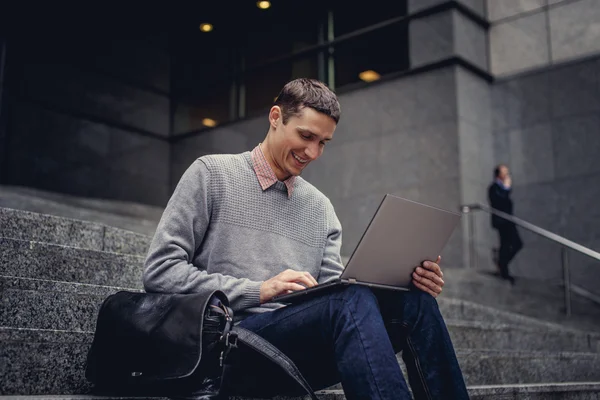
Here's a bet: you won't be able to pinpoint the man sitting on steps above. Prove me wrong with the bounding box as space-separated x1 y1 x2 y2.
143 78 469 399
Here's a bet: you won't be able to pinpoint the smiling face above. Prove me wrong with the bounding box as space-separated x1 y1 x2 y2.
261 105 337 180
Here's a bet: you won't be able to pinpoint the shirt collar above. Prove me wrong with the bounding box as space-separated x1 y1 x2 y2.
251 144 297 198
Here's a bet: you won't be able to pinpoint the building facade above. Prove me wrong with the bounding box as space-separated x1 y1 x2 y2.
1 0 599 295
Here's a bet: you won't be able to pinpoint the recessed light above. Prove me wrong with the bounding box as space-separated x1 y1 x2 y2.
199 23 213 32
257 1 271 9
358 70 381 82
202 118 218 128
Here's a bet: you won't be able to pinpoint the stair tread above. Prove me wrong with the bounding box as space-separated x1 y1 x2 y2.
0 207 151 256
3 382 600 399
0 236 144 288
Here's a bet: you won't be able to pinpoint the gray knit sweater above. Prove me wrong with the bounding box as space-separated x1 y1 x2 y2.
143 151 344 315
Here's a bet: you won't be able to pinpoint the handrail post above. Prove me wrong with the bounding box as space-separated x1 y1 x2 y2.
562 247 572 317
462 206 476 269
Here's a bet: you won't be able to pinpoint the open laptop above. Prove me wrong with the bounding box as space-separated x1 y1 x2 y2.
270 194 461 304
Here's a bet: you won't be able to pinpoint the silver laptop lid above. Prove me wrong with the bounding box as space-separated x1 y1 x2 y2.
340 194 461 288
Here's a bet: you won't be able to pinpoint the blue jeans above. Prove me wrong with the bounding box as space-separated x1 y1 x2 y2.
231 285 468 399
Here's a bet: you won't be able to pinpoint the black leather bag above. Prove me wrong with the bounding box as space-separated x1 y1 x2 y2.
85 290 318 400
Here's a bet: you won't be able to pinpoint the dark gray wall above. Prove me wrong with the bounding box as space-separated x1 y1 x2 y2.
2 35 171 206
491 56 600 293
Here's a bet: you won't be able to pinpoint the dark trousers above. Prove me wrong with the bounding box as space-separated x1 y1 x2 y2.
495 223 523 278
231 286 469 400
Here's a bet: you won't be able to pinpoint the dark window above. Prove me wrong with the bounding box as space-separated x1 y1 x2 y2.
244 53 320 117
332 0 407 37
333 20 409 88
173 80 232 134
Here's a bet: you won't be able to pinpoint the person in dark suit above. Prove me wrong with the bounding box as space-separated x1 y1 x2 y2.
488 164 523 284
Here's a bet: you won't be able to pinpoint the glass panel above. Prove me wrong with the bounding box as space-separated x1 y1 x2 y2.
244 53 320 117
173 80 232 134
242 3 324 67
333 21 409 89
333 0 407 37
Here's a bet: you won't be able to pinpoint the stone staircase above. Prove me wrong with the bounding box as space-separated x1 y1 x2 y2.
2 207 600 399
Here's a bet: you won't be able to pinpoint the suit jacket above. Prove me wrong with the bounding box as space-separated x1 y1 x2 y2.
488 182 514 229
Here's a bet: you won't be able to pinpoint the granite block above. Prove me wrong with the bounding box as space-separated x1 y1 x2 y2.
453 12 488 71
456 349 600 385
105 171 169 210
509 181 561 234
379 66 458 133
487 0 546 22
7 102 170 207
409 11 454 68
490 12 550 76
107 134 170 184
504 72 552 129
0 237 145 288
550 0 600 62
415 122 460 182
334 87 385 144
459 121 495 185
378 129 421 191
0 327 93 395
550 59 600 119
16 62 169 136
332 137 383 199
438 297 597 332
0 208 104 251
456 68 492 129
102 226 151 257
507 122 555 185
446 319 599 353
556 174 600 243
552 115 600 181
469 382 600 399
0 208 151 256
0 276 134 331
492 83 511 132
442 268 600 332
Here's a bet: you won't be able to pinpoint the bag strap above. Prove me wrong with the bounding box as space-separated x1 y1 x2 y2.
232 326 319 400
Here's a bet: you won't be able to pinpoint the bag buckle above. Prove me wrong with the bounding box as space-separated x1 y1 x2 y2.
225 331 238 348
219 331 239 367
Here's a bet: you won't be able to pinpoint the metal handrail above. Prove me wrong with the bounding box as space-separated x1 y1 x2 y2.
460 202 600 317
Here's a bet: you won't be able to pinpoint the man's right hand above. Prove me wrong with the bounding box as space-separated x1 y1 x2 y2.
260 269 318 304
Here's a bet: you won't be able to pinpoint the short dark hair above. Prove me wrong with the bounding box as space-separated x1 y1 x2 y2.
274 78 341 124
494 164 506 178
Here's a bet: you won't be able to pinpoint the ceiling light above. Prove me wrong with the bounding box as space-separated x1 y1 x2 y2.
359 70 381 82
202 118 218 128
257 1 271 9
199 23 213 32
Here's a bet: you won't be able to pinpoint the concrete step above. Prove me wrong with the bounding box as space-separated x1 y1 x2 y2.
0 276 137 332
468 382 600 399
0 237 144 289
4 276 599 353
455 349 600 385
438 296 593 331
3 325 600 395
0 328 93 395
447 319 599 353
4 383 600 399
443 267 600 333
0 208 151 257
0 185 162 237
